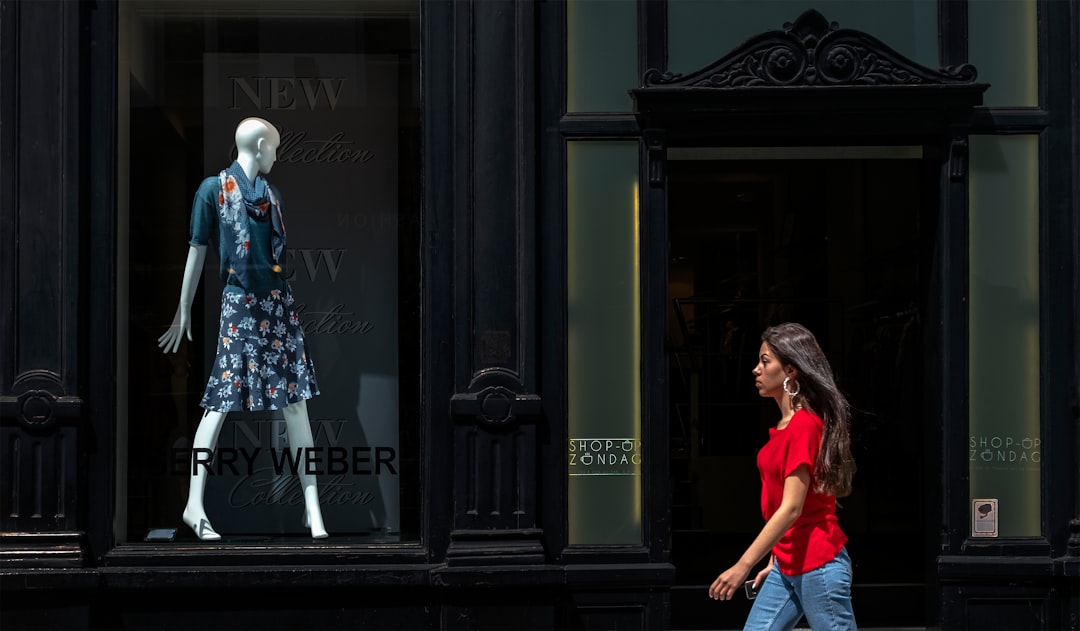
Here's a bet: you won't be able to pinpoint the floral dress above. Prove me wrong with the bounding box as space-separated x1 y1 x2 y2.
190 162 319 412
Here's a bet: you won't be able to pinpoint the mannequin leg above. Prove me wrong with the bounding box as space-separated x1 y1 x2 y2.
182 409 227 540
282 400 328 539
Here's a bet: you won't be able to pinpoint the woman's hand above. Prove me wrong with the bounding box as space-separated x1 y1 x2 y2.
708 562 751 601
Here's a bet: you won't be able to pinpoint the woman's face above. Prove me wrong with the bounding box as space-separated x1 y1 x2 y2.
752 341 790 398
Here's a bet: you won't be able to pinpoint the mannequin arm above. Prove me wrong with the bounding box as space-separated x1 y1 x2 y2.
158 245 208 354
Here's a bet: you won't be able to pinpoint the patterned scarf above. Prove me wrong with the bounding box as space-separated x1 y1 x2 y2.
218 161 286 265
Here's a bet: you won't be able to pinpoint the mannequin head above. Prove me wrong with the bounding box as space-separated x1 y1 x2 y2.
234 117 281 177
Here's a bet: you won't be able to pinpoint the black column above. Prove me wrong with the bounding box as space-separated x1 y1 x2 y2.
433 1 554 627
442 0 544 566
0 0 87 566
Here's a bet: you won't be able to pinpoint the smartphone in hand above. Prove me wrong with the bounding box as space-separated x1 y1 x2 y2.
743 580 760 600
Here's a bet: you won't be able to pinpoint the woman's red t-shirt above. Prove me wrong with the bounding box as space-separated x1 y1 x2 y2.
757 409 847 575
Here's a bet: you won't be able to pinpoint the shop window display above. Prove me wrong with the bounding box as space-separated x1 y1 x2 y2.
118 1 421 544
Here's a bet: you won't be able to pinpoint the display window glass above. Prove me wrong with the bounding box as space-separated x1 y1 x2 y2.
566 0 637 113
566 141 642 545
969 0 1038 108
968 134 1041 538
117 0 421 545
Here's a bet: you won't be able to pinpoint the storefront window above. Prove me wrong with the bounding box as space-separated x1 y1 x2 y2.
668 0 937 76
566 0 637 113
117 0 421 544
567 141 642 545
968 135 1041 538
969 0 1038 107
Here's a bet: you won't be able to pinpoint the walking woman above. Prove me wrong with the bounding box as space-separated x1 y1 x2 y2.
709 322 858 630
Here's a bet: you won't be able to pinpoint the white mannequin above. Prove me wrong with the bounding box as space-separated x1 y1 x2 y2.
158 117 328 540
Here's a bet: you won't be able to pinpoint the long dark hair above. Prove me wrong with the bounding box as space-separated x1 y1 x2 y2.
762 322 856 497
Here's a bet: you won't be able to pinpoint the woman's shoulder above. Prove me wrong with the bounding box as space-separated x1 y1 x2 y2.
791 408 824 431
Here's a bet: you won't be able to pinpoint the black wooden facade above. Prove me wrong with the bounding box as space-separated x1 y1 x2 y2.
2 1 1078 629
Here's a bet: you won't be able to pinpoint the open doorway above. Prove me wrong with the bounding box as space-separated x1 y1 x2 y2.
667 149 937 629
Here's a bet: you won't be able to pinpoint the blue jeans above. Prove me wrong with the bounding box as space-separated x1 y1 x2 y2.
743 547 857 630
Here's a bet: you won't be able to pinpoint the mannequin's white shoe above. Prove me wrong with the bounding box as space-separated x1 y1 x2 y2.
304 513 329 539
304 504 328 539
302 488 326 538
182 506 221 541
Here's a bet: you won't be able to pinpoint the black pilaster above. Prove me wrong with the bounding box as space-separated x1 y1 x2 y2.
1044 0 1080 626
940 131 970 559
86 0 118 563
0 0 87 567
938 0 968 69
443 0 544 567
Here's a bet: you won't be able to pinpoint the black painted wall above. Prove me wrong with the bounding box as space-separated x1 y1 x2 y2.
1 1 1077 630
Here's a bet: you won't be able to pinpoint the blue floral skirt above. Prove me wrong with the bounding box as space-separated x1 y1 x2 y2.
200 285 319 412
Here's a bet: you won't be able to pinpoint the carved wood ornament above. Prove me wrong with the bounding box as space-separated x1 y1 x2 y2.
643 9 978 89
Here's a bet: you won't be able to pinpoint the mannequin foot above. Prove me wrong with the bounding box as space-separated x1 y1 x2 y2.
304 508 328 539
182 506 221 541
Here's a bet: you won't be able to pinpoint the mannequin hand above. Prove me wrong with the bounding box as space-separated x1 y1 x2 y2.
158 305 193 354
709 563 751 601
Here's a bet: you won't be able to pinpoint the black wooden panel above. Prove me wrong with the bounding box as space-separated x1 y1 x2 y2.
537 0 570 564
574 605 645 630
13 0 64 372
441 591 555 631
0 2 17 401
446 0 544 563
937 0 968 69
454 424 536 530
423 0 459 565
0 0 84 543
1 427 78 530
1040 0 1080 566
7 0 80 386
85 0 120 564
101 586 438 631
1 589 92 631
454 0 537 382
962 596 1049 631
471 0 521 373
565 586 671 631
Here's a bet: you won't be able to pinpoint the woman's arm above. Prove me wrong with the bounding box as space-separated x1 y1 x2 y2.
708 463 811 601
158 245 208 353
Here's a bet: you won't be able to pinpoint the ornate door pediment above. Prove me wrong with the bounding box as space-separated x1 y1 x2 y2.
631 10 988 142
